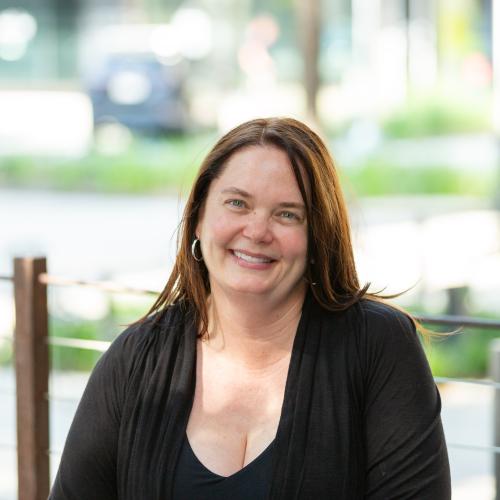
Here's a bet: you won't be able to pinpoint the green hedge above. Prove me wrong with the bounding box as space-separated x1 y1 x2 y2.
426 326 500 378
0 133 215 194
382 94 491 138
1 148 493 198
342 161 494 197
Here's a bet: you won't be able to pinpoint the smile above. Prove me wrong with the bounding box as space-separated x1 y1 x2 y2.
232 249 274 264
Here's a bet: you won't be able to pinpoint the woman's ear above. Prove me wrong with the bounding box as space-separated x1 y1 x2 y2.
195 205 205 241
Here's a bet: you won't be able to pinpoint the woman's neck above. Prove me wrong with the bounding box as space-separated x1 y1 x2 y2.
203 285 306 370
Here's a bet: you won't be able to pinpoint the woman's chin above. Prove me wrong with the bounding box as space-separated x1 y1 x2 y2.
216 276 275 295
228 283 272 296
224 280 304 301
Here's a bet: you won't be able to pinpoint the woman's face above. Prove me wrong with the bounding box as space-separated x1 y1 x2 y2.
196 145 309 303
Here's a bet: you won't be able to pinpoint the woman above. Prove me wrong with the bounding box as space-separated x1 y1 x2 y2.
49 117 451 499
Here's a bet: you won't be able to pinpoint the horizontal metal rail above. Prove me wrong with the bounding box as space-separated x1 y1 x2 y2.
0 388 84 404
415 313 500 330
38 273 159 296
47 336 110 352
9 271 500 330
38 274 500 329
48 394 82 403
446 442 500 454
434 376 500 389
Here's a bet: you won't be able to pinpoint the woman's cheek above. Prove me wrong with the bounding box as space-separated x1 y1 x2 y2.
211 213 239 243
280 228 308 256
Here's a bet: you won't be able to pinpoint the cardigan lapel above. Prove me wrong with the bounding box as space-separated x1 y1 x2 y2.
269 294 365 499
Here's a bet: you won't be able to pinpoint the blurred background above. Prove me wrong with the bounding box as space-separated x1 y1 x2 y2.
0 0 499 498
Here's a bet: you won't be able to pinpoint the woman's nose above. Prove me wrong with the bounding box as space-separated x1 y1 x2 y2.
242 212 273 243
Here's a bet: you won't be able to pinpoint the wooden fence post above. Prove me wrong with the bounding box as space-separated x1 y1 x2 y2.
14 257 50 500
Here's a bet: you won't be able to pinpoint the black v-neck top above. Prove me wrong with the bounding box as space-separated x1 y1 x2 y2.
172 435 274 499
49 294 451 499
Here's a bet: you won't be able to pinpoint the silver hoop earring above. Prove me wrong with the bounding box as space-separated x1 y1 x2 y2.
191 238 203 262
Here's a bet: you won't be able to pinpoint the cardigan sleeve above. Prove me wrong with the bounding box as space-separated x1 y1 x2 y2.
48 325 140 500
360 302 451 500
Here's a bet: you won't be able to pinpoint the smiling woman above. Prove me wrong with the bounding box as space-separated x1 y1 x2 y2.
195 145 308 303
49 117 451 500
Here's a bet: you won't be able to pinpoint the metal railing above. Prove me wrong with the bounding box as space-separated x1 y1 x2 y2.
3 256 500 499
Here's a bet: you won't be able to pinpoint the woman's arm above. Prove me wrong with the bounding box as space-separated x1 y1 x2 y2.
48 329 134 500
361 303 451 499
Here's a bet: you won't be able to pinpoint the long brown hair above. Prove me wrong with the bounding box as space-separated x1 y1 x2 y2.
141 117 400 337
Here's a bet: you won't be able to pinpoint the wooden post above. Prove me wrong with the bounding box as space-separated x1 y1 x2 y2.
14 257 50 500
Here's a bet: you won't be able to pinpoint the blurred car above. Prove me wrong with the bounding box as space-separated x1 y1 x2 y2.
86 53 187 134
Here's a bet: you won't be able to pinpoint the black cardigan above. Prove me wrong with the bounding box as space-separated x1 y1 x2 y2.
49 293 451 499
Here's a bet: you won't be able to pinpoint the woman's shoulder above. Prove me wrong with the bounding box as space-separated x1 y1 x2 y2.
355 298 415 338
314 296 414 337
88 302 195 402
313 297 419 358
348 298 424 371
108 301 192 360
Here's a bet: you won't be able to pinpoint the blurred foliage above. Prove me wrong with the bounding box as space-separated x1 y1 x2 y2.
49 297 151 371
0 338 13 366
382 92 491 138
0 132 215 194
0 136 493 198
50 318 104 371
342 161 493 197
0 295 153 372
425 315 500 378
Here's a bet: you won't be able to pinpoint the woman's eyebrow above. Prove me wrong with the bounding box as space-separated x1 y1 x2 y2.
220 187 252 197
277 202 305 210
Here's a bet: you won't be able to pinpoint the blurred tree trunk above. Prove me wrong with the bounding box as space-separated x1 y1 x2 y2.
295 0 321 129
54 0 80 78
403 0 411 99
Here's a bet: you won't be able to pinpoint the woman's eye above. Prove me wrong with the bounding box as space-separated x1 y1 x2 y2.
280 211 299 220
227 199 245 208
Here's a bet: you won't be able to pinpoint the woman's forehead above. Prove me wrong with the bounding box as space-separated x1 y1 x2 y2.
212 145 309 198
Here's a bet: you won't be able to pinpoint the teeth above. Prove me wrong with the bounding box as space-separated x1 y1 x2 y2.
234 250 272 263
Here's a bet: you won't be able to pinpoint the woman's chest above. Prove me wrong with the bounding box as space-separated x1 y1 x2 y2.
185 350 290 475
192 344 290 423
191 366 287 428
